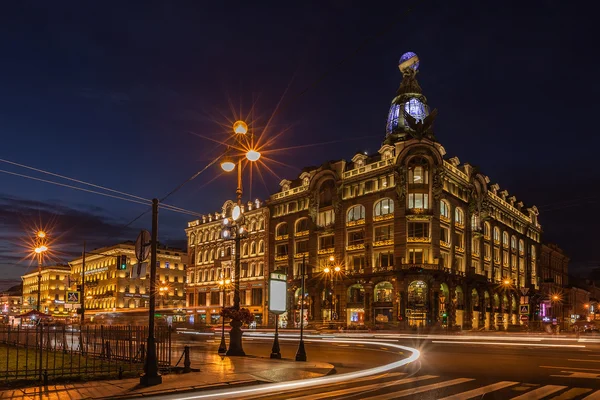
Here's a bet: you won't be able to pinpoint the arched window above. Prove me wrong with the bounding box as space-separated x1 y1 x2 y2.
242 243 248 256
258 240 265 254
190 249 196 265
493 227 500 242
295 218 310 233
471 213 480 230
374 198 394 216
249 221 256 231
455 208 464 225
189 233 195 246
259 218 265 230
250 241 256 255
209 250 214 262
202 231 208 242
257 262 264 276
209 231 214 241
440 200 450 220
225 246 231 257
203 250 208 263
347 205 365 222
249 263 255 277
408 157 429 184
374 281 393 302
276 222 288 237
510 236 517 251
518 239 524 254
484 222 491 238
503 231 509 247
318 180 335 207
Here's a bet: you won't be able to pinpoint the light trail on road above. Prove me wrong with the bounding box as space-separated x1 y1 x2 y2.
431 340 586 348
160 338 420 400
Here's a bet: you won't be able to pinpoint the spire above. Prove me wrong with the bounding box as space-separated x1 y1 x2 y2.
385 52 437 143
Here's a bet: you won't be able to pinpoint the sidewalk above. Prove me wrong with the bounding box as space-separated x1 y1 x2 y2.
0 352 334 400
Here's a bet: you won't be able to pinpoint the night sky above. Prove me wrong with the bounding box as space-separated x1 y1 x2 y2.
1 1 598 287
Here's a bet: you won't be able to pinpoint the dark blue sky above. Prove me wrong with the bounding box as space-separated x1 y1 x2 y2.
1 1 598 286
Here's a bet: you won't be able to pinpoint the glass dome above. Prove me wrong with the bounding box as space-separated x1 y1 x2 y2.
386 97 429 134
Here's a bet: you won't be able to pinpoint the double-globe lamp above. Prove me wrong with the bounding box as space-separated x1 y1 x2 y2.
220 120 261 172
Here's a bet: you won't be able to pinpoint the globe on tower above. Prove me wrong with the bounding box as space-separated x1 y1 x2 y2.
399 51 420 72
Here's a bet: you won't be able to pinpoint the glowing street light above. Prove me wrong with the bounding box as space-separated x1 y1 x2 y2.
245 149 261 162
220 156 235 172
37 231 46 238
323 267 331 274
233 120 248 135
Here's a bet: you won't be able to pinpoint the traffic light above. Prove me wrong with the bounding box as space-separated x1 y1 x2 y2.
116 255 128 270
442 312 448 324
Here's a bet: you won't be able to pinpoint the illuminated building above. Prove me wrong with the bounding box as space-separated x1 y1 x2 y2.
185 200 268 326
69 242 187 324
21 265 71 319
267 52 542 330
0 284 22 323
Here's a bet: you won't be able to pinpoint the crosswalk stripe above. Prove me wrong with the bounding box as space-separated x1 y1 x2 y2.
237 372 407 400
511 385 568 400
286 375 438 400
354 377 474 400
550 387 593 399
582 390 600 400
438 381 519 400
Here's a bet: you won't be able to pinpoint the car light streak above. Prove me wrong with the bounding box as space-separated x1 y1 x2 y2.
165 339 420 400
431 340 586 348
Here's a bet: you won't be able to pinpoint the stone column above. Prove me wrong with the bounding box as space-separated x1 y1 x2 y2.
364 282 374 325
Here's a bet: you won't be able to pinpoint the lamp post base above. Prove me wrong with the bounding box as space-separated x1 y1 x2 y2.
218 335 227 354
295 340 307 362
140 373 163 386
226 320 245 356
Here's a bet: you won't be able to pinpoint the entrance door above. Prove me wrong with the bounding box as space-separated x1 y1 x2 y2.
407 281 428 327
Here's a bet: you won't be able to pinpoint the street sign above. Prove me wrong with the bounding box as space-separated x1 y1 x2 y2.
66 291 80 304
135 230 151 263
520 287 529 296
520 305 529 314
269 270 287 315
520 315 529 322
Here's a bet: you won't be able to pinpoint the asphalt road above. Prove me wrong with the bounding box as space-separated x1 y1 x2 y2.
170 334 600 399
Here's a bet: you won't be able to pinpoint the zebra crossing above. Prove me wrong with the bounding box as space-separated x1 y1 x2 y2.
233 372 600 400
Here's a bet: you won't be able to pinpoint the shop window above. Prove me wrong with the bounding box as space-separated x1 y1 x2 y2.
374 281 393 302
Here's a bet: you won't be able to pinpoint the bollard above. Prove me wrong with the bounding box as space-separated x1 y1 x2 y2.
43 370 48 387
118 365 123 380
183 346 192 373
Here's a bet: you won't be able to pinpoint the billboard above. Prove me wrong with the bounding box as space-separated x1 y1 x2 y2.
269 271 287 314
66 291 80 304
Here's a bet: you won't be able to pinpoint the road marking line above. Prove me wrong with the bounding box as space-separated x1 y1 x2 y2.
431 341 585 348
541 365 600 372
358 377 474 400
551 372 600 379
550 387 593 400
239 373 408 400
286 375 437 400
568 359 600 363
511 385 567 399
438 381 519 400
583 390 600 399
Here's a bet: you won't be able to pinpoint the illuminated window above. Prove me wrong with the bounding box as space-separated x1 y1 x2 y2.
374 198 394 216
317 209 335 227
493 227 500 243
408 222 429 238
347 205 366 222
258 240 265 254
347 230 365 246
404 98 428 122
510 236 517 251
319 235 335 250
276 223 288 236
408 249 427 263
455 208 464 225
295 240 309 254
408 193 429 209
484 222 491 238
374 224 393 241
440 200 450 220
503 231 509 247
295 218 309 233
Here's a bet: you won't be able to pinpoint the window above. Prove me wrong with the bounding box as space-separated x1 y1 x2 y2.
408 193 429 209
408 222 429 238
374 250 394 269
242 243 248 256
319 235 335 250
472 237 480 254
503 251 509 267
347 205 365 222
317 209 335 227
503 232 509 247
276 244 288 257
510 236 517 251
251 288 263 306
296 218 310 233
276 223 288 237
188 293 195 307
493 227 500 242
408 157 429 184
374 198 394 216
364 180 374 193
455 231 464 248
441 252 450 268
408 248 427 263
484 243 491 259
374 224 393 241
289 202 297 213
296 240 309 254
239 290 246 306
241 262 248 278
258 240 265 254
250 242 256 255
440 200 450 220
484 222 491 238
494 247 500 263
198 292 206 306
256 262 263 276
440 227 450 243
374 281 393 302
318 181 334 207
518 239 524 254
347 230 365 245
471 213 480 230
210 291 220 305
348 254 366 272
455 208 464 225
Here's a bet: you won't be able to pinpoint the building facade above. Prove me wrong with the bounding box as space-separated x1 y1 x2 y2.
267 52 542 330
538 243 570 323
185 200 269 326
21 265 71 318
1 284 22 324
69 242 187 324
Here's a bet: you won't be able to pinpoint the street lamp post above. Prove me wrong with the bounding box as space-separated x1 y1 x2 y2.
218 278 231 354
220 120 260 357
33 231 48 312
295 254 307 362
323 256 340 322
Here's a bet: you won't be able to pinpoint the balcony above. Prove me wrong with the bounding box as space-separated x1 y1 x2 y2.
275 234 289 241
472 252 480 258
345 243 365 251
318 248 335 255
440 215 451 224
346 219 365 227
275 255 288 262
401 263 441 271
373 239 393 247
406 208 433 216
408 237 431 243
455 222 465 230
294 252 309 259
373 214 394 222
295 230 309 238
440 240 451 249
455 246 465 254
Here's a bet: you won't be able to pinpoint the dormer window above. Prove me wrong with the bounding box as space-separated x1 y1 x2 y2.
408 157 429 185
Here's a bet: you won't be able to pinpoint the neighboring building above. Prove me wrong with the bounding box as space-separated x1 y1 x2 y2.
267 52 542 330
21 265 71 318
1 284 23 323
185 200 269 326
538 243 570 323
69 242 187 324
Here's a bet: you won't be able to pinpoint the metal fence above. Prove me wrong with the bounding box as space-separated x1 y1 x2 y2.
0 324 171 386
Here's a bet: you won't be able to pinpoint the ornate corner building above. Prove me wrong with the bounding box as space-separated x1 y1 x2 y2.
267 52 543 330
185 200 269 326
